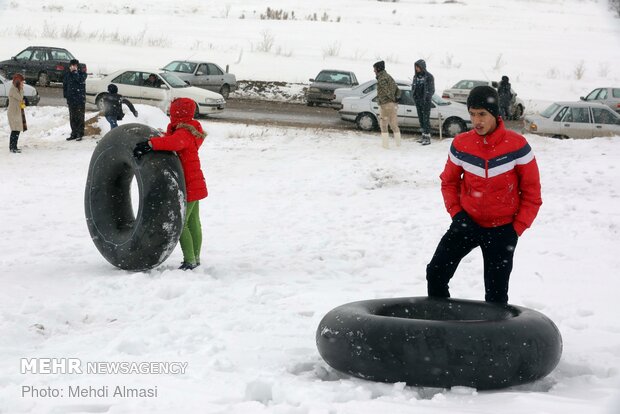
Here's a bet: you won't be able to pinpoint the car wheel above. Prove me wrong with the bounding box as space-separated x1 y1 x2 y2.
513 105 524 120
219 84 230 100
442 117 466 137
306 101 315 107
95 93 108 112
38 72 49 87
552 135 569 140
194 101 201 119
356 112 378 131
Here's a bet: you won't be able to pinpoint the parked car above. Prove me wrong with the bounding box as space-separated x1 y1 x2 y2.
162 60 237 99
580 87 620 113
0 74 40 107
442 79 525 120
306 70 358 106
333 78 410 107
85 69 225 116
340 85 471 137
523 101 620 139
0 46 84 86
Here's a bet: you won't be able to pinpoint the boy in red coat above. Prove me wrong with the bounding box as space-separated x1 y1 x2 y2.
133 98 208 270
426 86 542 303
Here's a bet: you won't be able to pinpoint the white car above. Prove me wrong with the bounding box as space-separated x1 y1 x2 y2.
523 101 620 139
162 60 237 99
340 86 472 137
333 78 410 106
0 74 39 107
86 69 225 116
442 79 525 120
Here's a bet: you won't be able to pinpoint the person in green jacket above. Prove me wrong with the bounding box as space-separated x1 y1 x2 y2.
373 60 401 149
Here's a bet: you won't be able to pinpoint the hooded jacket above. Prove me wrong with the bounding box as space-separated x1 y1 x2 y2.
411 59 435 103
440 118 542 236
149 98 208 202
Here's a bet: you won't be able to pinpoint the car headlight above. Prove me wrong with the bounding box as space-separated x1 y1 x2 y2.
205 98 224 104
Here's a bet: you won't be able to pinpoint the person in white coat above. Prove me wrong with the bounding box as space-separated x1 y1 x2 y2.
7 73 26 153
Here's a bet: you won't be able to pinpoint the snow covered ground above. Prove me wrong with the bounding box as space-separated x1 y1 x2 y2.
0 0 619 110
0 104 619 413
1 0 620 413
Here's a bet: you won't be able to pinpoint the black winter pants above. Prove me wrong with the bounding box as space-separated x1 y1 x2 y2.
68 102 85 138
426 212 519 304
415 99 432 135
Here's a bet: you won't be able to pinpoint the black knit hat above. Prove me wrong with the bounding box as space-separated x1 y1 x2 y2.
467 86 499 118
107 84 118 94
373 60 385 71
69 59 79 66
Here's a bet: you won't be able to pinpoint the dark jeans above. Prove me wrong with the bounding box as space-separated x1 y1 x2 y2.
106 115 118 129
500 105 511 120
426 212 519 304
415 99 431 135
68 102 85 138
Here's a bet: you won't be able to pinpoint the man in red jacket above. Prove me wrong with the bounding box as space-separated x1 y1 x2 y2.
426 86 542 303
133 98 208 270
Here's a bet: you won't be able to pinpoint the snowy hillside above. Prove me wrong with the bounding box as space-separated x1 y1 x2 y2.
1 1 620 413
0 0 619 109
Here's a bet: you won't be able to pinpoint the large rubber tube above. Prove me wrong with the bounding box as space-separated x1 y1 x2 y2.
316 297 562 390
84 123 186 271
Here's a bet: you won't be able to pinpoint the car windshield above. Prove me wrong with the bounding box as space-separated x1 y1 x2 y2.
163 61 197 74
540 103 561 118
315 71 351 84
432 94 451 106
159 72 190 88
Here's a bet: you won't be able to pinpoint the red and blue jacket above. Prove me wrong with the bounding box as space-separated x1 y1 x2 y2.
440 118 542 236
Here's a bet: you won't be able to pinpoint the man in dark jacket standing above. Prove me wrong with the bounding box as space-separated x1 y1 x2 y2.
498 75 513 120
425 86 542 304
411 59 435 146
63 59 88 141
373 60 401 149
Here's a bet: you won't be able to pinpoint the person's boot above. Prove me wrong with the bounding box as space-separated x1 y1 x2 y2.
421 133 431 146
381 133 389 149
9 136 20 153
416 135 424 143
394 132 402 147
179 262 198 271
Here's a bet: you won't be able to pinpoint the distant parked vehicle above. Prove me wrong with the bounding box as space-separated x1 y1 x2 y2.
523 101 620 139
340 85 471 137
333 78 410 107
0 74 40 107
0 46 84 86
306 69 358 107
162 60 237 99
580 87 620 113
442 79 525 120
85 69 225 117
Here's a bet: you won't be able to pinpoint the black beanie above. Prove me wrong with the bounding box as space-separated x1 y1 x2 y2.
69 59 79 66
373 60 385 71
107 84 118 94
467 86 499 118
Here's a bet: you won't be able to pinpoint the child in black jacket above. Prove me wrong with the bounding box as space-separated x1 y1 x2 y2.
102 84 138 129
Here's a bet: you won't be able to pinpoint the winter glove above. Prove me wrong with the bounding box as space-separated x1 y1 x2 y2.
133 110 138 118
133 141 152 159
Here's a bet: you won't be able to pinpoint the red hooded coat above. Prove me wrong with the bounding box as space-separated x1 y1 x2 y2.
149 98 208 202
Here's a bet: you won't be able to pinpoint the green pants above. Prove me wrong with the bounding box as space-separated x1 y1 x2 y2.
179 201 202 265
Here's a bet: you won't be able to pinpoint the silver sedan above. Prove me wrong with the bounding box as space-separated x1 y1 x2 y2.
162 60 237 99
523 101 620 139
